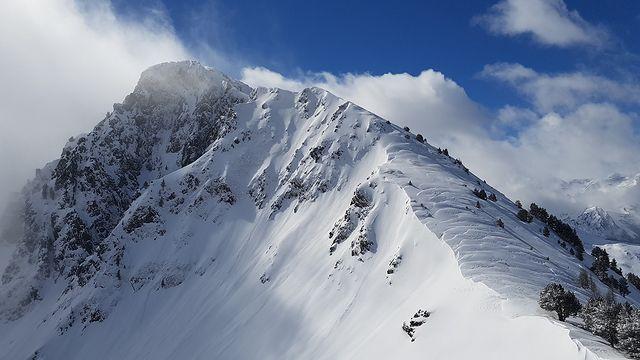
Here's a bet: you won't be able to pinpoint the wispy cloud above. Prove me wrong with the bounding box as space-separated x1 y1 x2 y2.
480 63 640 113
0 0 189 208
473 0 610 48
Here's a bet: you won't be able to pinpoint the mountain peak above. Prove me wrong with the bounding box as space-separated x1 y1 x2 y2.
131 60 252 105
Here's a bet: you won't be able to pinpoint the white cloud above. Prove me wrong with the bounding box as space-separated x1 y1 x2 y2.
474 0 609 48
481 103 640 212
0 0 189 208
241 66 640 215
481 63 640 113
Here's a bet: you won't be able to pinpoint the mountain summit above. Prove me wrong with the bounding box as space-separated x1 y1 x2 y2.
0 61 634 359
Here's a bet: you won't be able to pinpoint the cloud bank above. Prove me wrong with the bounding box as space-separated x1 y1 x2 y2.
0 0 189 209
474 0 609 48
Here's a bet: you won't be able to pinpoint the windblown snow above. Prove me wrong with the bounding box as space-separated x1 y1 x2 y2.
0 61 634 359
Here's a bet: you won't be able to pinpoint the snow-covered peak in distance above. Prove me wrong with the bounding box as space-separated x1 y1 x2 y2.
577 206 619 234
0 61 634 359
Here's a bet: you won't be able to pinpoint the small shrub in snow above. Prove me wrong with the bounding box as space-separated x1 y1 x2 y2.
387 254 403 275
402 309 430 342
472 188 487 200
496 218 504 228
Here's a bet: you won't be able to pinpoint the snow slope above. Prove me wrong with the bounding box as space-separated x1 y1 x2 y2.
0 61 632 359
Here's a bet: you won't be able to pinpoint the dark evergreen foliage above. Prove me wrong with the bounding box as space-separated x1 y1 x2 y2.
611 259 623 276
547 214 584 260
619 277 631 297
618 307 640 358
628 273 640 291
529 203 549 223
472 188 487 200
581 295 622 346
538 283 581 321
516 209 533 223
591 246 611 278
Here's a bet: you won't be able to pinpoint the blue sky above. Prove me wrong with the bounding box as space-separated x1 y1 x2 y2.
110 0 640 111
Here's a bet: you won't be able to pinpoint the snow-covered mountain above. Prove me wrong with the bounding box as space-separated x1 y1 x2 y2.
0 61 635 359
563 174 640 243
560 174 640 280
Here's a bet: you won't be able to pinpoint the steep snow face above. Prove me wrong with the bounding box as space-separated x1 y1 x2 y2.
0 61 631 359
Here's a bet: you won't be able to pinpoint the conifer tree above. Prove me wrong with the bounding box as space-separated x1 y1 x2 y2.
618 307 640 358
582 294 622 346
539 283 581 321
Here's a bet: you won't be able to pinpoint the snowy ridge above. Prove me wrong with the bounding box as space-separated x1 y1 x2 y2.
0 61 632 359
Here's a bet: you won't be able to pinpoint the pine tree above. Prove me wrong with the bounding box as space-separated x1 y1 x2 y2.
611 259 623 276
539 283 581 321
488 193 497 202
618 307 640 358
628 273 640 291
517 209 533 223
515 200 522 209
496 218 504 228
591 247 611 279
543 226 550 237
475 201 481 209
529 203 549 223
416 134 425 143
619 277 631 297
582 295 622 346
578 269 591 289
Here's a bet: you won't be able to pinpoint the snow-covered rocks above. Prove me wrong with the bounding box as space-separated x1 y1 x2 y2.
0 61 633 360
